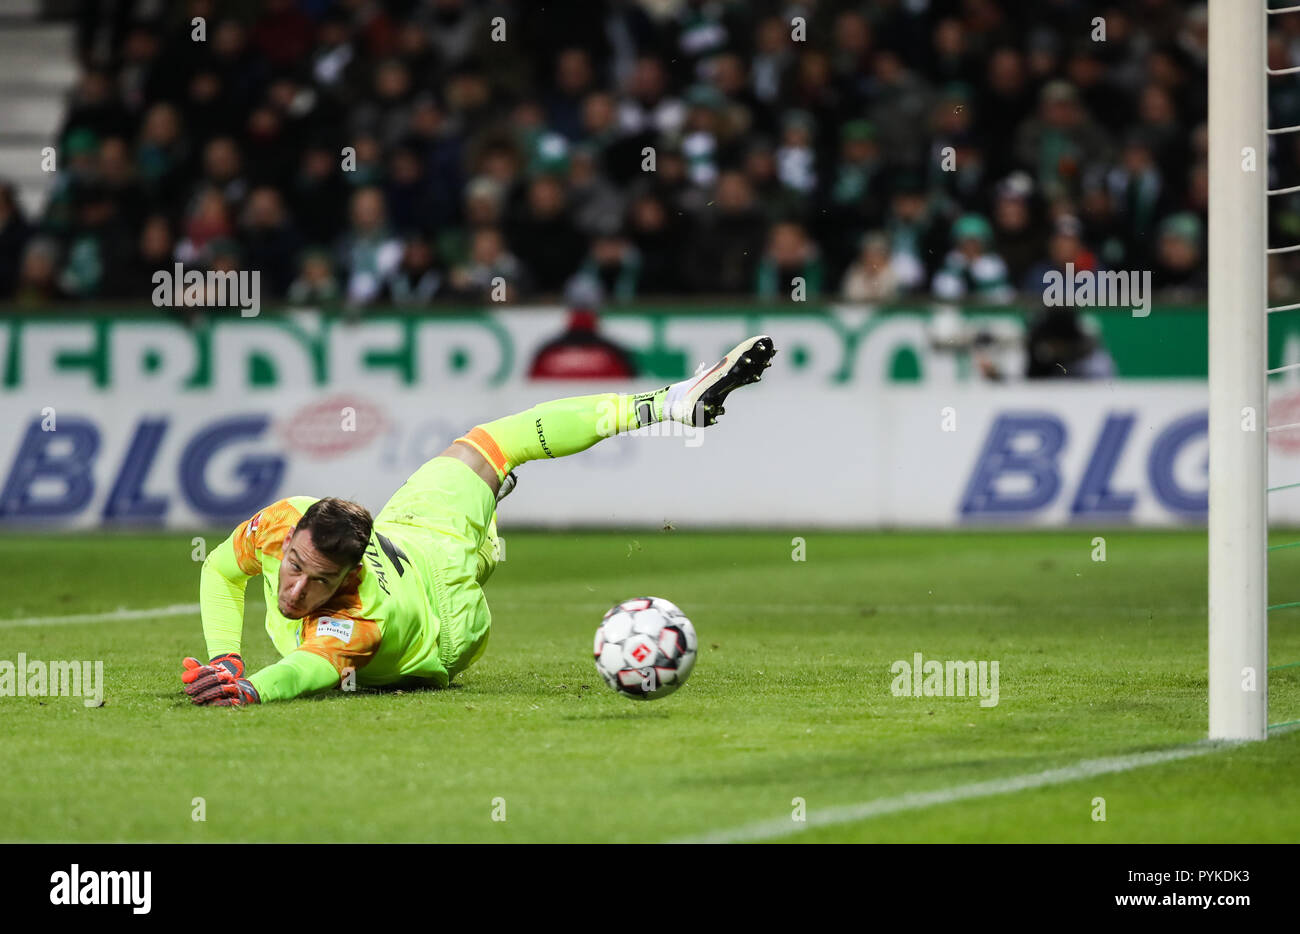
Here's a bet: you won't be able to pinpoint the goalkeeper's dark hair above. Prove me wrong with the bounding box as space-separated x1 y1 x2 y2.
297 497 373 568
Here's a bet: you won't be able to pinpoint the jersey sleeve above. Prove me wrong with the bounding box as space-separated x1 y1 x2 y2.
246 651 341 702
230 499 307 574
296 614 383 676
246 614 383 702
199 539 250 658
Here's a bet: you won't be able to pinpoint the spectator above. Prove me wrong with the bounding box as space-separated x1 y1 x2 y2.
288 248 340 304
679 85 725 189
841 232 901 303
384 143 435 236
978 48 1034 179
932 213 1014 303
15 237 65 306
884 177 946 293
98 135 147 232
407 95 464 228
118 24 165 114
741 138 800 220
774 110 818 200
134 102 189 208
449 227 527 301
547 48 597 142
240 187 302 299
340 133 384 188
209 20 265 116
927 83 988 210
626 192 683 295
415 0 483 73
751 16 794 107
1022 215 1100 298
1025 307 1116 379
61 68 132 141
826 119 885 225
618 55 684 138
199 137 248 208
243 105 297 191
506 174 585 295
990 171 1046 290
1152 212 1207 299
579 89 620 158
1105 130 1169 270
867 51 933 163
337 187 402 307
251 0 315 71
202 238 246 308
931 17 981 87
1137 83 1188 193
351 59 416 149
685 171 766 294
830 10 874 105
1014 80 1111 202
708 51 771 139
756 221 823 300
184 70 241 147
787 49 841 155
444 66 499 143
567 233 642 304
176 187 233 266
0 183 33 299
383 237 442 305
117 213 175 300
568 145 625 238
528 309 639 380
59 181 133 299
291 143 350 247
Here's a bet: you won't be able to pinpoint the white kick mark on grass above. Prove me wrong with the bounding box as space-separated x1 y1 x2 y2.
669 742 1243 844
0 603 201 628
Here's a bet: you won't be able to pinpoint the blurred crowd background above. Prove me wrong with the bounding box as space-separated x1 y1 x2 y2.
0 0 1223 310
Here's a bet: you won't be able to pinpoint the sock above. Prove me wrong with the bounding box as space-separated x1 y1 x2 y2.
456 389 669 481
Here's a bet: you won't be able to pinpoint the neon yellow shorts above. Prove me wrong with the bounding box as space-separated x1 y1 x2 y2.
376 456 499 681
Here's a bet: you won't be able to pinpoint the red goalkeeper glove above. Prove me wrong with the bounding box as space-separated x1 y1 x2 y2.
182 657 260 706
208 653 243 678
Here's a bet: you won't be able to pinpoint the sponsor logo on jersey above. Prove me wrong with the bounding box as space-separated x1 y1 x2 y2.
315 616 354 644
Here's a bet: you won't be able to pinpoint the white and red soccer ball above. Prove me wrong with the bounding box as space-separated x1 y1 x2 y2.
594 597 698 700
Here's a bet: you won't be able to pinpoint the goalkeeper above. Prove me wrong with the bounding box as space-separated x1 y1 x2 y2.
182 336 775 706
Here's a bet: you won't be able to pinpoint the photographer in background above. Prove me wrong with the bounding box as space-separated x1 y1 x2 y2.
1024 305 1116 380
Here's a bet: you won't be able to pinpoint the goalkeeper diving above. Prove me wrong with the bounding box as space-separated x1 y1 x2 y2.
181 335 776 706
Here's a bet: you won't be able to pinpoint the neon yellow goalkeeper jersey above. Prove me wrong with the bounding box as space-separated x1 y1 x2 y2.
200 496 447 701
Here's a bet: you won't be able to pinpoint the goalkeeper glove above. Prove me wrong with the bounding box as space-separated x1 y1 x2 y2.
208 653 244 678
182 657 260 706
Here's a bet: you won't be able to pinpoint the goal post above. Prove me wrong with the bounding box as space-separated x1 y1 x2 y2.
1207 0 1268 741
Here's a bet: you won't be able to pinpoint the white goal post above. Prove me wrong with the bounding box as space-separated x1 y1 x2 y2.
1208 0 1268 741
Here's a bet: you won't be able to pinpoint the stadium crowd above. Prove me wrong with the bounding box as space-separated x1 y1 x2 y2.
0 0 1222 309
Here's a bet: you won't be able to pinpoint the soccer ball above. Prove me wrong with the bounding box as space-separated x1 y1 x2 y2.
594 597 698 700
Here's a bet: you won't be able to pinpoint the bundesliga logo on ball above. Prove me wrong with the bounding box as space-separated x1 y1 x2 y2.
593 597 698 700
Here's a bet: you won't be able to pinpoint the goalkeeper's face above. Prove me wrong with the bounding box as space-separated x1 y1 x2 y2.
277 529 353 619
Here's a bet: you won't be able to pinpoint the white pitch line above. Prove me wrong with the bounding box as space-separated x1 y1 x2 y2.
0 598 1200 629
493 601 1203 617
0 603 200 628
670 742 1230 844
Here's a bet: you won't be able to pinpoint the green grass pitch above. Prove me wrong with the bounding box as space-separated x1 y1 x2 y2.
1 528 1298 843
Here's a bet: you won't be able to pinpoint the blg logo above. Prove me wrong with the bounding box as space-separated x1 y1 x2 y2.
960 410 1207 518
0 414 285 523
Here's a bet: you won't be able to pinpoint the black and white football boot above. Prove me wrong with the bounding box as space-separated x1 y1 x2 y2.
660 334 777 427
